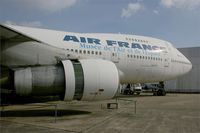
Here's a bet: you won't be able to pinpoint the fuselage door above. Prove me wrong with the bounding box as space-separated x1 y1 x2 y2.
163 42 171 68
164 57 170 67
111 52 119 63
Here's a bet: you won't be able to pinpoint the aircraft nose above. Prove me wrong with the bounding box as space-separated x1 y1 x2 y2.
185 57 192 74
188 60 192 72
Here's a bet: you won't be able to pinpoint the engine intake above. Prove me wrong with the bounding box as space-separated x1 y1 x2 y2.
13 59 119 101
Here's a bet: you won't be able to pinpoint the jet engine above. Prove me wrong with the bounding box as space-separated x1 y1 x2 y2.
10 59 119 101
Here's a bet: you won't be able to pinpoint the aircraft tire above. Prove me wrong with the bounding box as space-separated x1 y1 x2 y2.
157 89 166 96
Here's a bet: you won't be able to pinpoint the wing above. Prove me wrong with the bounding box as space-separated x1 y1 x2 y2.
0 24 64 67
0 24 41 44
0 24 44 54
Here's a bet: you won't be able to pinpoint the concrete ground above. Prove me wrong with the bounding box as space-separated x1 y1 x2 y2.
0 93 200 133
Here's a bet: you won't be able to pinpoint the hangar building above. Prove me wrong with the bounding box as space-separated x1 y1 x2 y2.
165 47 200 93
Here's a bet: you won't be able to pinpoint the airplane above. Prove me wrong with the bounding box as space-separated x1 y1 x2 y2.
0 24 192 102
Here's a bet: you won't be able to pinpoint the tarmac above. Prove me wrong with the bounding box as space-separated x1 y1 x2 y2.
0 93 200 133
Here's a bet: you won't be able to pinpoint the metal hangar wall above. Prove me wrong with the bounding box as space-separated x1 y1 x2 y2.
165 47 200 93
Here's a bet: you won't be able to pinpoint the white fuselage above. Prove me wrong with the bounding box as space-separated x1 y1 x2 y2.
1 25 192 84
60 33 192 83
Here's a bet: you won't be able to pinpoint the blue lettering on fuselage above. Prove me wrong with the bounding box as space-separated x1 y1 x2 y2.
63 35 101 45
118 41 129 48
64 35 79 42
106 40 117 46
132 43 142 49
142 44 152 50
63 35 166 51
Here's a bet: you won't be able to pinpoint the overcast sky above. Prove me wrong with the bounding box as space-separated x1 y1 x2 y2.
0 0 200 48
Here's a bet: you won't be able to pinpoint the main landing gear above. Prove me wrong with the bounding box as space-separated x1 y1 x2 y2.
153 81 166 96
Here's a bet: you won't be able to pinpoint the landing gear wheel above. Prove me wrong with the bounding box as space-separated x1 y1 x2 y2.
162 89 166 96
157 89 166 96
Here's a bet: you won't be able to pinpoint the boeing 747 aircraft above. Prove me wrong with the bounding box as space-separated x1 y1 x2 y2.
0 24 192 101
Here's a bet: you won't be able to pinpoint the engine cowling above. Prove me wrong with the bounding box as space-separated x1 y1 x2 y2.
13 59 119 101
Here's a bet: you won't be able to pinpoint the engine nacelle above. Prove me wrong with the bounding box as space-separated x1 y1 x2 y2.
14 65 65 96
13 59 119 101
